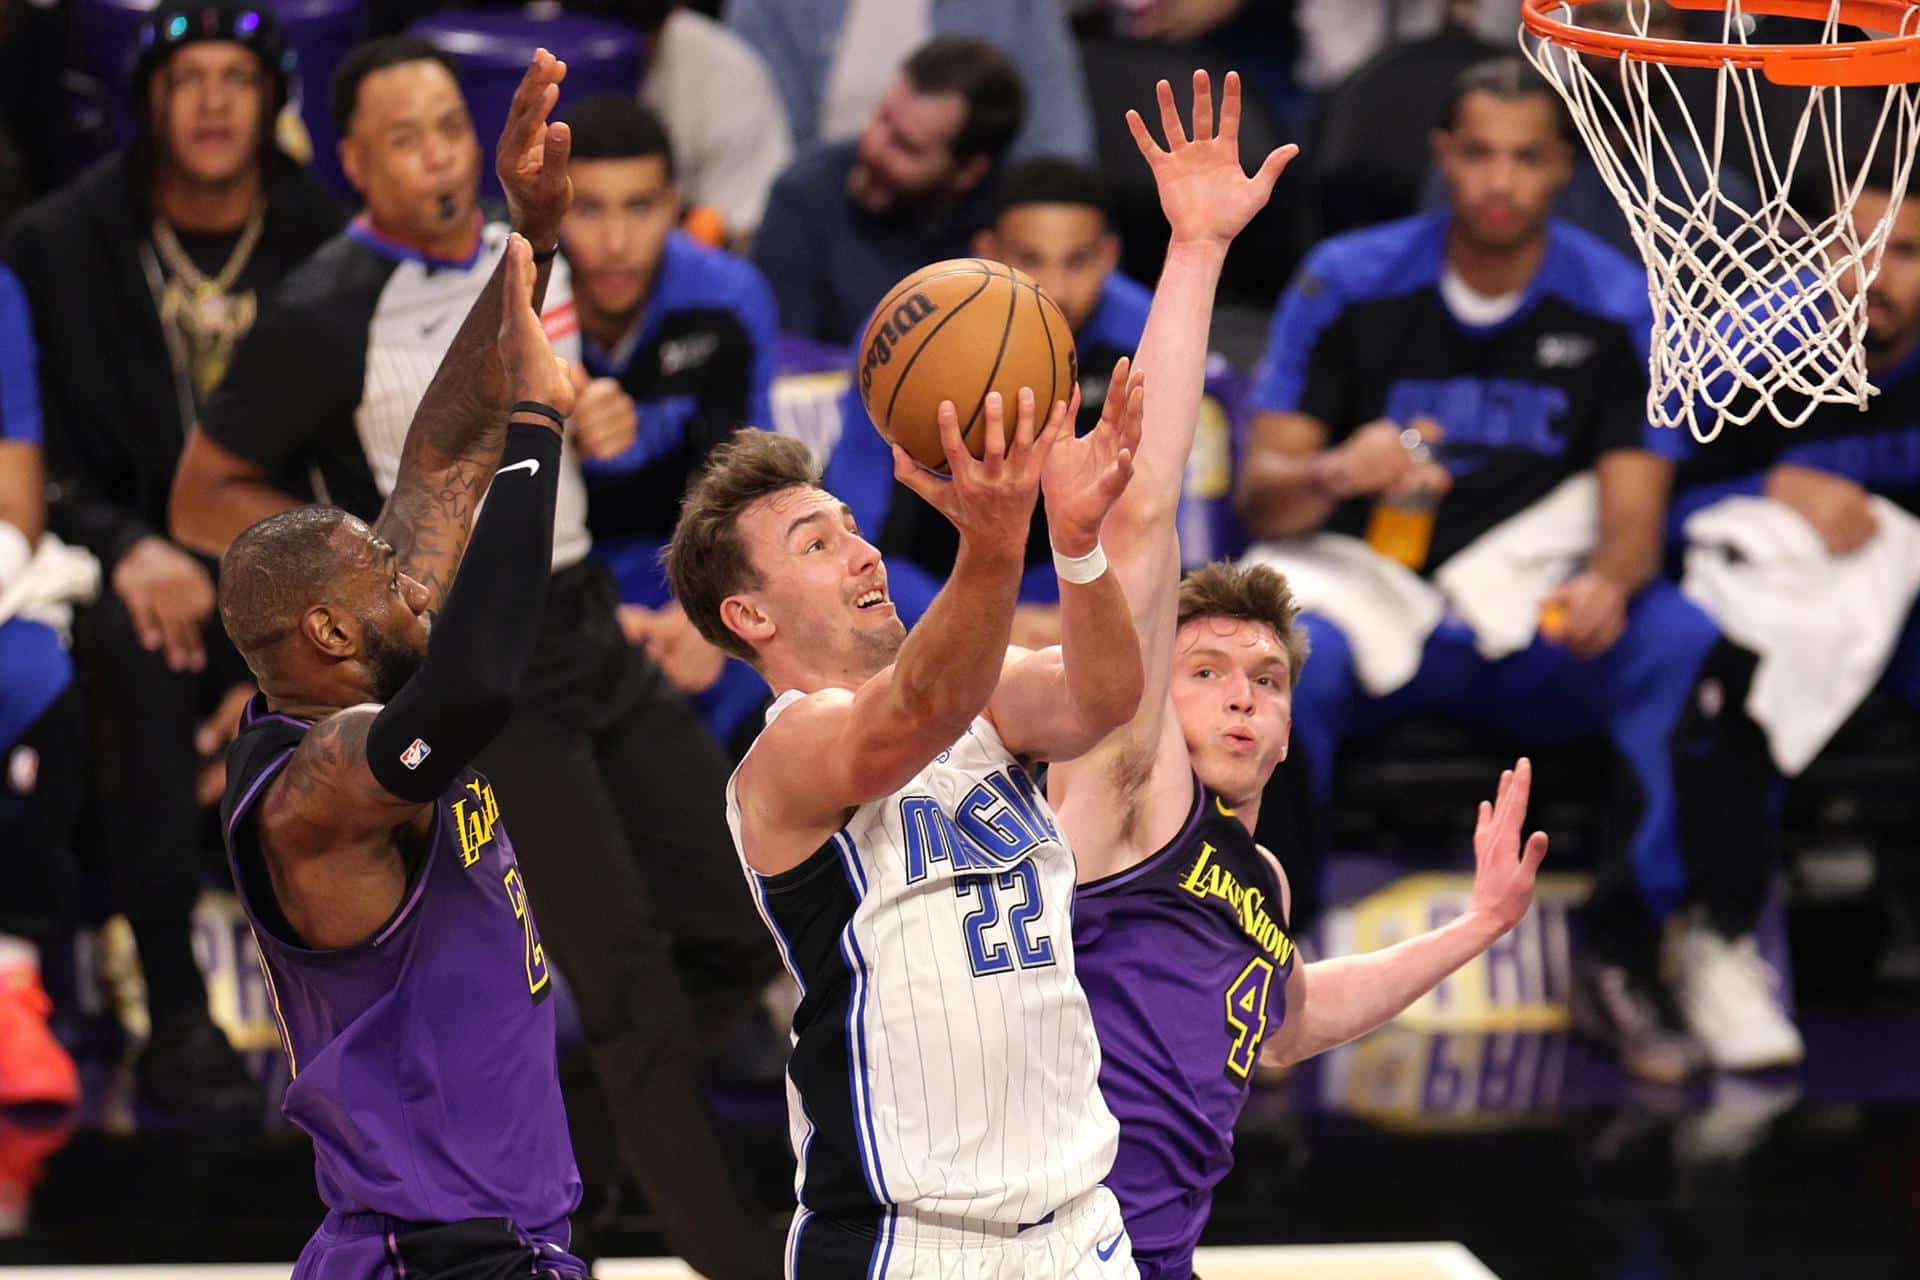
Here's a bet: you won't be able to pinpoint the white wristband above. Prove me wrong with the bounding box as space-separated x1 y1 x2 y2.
1052 540 1108 585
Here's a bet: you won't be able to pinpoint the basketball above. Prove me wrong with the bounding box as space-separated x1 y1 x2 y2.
857 258 1079 471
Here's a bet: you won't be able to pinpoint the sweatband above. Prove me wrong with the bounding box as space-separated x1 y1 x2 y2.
1052 540 1108 586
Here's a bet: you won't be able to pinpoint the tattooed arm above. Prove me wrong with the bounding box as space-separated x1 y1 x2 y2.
256 236 576 949
374 48 575 613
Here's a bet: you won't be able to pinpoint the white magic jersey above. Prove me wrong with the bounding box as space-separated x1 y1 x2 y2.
726 689 1119 1229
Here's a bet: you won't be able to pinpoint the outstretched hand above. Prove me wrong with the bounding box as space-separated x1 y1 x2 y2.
1127 70 1298 249
1466 757 1550 934
499 234 576 422
1042 356 1143 555
497 48 572 248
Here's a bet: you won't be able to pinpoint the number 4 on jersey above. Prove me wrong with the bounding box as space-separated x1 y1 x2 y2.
1224 955 1275 1080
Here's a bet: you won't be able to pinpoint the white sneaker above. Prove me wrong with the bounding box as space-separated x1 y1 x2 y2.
1677 925 1805 1072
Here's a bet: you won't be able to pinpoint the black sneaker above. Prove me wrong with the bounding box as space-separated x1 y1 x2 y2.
134 1013 263 1118
1570 957 1709 1085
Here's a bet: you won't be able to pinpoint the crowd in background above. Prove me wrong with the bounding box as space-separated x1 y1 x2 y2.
2 0 1919 1248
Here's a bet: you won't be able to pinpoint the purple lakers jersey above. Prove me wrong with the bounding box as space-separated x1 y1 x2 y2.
219 697 581 1233
1073 775 1296 1280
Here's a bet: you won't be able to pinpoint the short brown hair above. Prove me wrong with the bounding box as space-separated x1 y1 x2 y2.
665 429 820 664
1176 563 1310 691
905 35 1025 163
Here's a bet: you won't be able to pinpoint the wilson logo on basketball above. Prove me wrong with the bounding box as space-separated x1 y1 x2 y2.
859 292 938 394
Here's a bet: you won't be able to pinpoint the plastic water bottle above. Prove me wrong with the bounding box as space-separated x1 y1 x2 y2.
1365 427 1443 572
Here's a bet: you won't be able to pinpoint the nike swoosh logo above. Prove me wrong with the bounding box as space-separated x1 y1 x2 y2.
496 458 540 479
1095 1234 1123 1261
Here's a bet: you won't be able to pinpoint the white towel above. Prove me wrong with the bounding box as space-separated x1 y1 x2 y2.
1436 471 1598 662
1239 533 1445 695
1681 494 1920 776
1239 472 1598 694
0 531 101 646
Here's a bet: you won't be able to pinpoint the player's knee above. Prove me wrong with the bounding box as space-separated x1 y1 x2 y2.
0 620 74 740
1616 583 1723 693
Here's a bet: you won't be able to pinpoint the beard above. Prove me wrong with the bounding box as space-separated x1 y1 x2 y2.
363 618 426 704
854 619 907 670
1863 293 1913 356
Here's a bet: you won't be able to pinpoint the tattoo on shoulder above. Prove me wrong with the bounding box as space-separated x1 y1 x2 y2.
280 710 374 808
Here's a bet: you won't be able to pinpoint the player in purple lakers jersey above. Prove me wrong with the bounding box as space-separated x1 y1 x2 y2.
1048 72 1552 1280
213 53 588 1280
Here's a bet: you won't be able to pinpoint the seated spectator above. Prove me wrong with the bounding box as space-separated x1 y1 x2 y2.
825 155 1245 649
1414 0 1762 261
167 39 782 1278
1236 58 1761 1083
1652 166 1920 1071
752 35 1027 344
557 94 780 748
726 0 1092 165
2 0 342 1116
0 263 82 1114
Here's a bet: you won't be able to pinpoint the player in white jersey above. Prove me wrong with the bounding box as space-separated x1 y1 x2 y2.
668 376 1148 1277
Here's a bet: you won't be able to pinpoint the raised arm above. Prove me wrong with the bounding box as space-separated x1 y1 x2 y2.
1264 759 1549 1067
257 236 578 945
1047 73 1293 846
1110 73 1295 685
988 373 1147 762
738 393 1066 873
373 49 574 614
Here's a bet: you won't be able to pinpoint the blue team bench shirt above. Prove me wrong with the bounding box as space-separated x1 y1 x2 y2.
1248 208 1684 577
578 232 778 744
1664 338 1920 542
0 264 40 449
1 263 71 754
825 270 1249 626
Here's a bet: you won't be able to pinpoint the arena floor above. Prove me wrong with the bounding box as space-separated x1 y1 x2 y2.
1 1243 1502 1279
4 892 1916 1278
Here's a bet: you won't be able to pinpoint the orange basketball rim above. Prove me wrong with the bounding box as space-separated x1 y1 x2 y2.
1521 0 1920 85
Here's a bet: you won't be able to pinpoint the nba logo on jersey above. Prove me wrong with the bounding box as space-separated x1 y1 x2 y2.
399 738 431 770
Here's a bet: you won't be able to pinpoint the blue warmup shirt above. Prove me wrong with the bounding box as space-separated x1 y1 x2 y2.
0 264 41 446
1667 340 1920 537
1250 209 1681 575
1 263 68 754
577 232 778 745
581 231 779 602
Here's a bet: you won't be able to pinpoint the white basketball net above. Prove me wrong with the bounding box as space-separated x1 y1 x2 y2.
1522 0 1920 441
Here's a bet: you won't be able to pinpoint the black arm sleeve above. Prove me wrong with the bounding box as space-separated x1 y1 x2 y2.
367 423 562 802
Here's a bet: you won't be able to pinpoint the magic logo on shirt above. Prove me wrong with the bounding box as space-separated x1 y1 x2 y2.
1178 843 1294 967
1384 377 1571 457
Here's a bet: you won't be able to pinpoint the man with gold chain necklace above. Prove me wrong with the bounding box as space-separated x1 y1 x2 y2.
3 0 340 1115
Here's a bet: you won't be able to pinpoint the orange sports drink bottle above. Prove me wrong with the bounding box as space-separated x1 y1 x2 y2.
1365 427 1443 571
